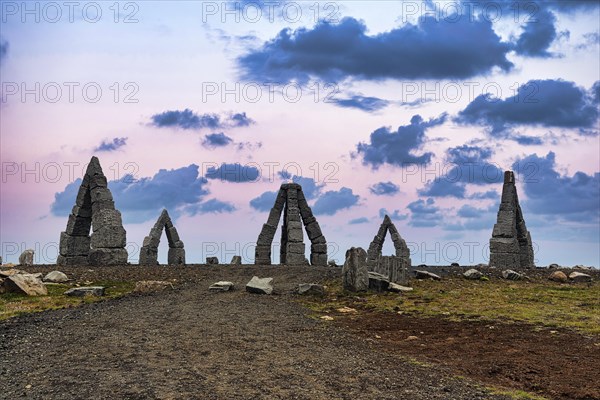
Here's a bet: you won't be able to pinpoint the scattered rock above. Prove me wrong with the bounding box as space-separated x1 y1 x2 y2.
206 257 219 265
502 269 523 281
320 315 334 321
549 263 560 269
388 282 413 292
337 307 357 313
209 281 235 292
64 287 105 297
342 247 369 292
0 269 28 277
368 271 389 292
569 272 593 283
451 262 460 267
43 271 69 283
415 270 441 281
476 263 488 268
406 336 419 341
134 281 172 293
573 265 592 271
2 274 47 296
245 276 273 295
549 271 568 283
463 269 483 280
230 256 242 265
18 250 34 266
327 260 337 267
297 283 325 296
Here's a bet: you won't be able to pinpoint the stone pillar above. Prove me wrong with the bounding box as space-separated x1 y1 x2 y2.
342 247 368 292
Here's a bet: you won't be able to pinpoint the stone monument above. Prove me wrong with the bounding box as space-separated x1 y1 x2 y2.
366 215 411 285
139 209 185 265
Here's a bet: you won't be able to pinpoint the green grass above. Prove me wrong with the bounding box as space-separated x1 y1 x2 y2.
301 279 600 335
0 281 135 321
487 387 549 400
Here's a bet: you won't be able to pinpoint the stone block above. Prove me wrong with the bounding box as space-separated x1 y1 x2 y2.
91 209 123 231
285 252 306 265
171 240 185 249
311 243 328 254
230 255 242 265
57 255 89 266
92 199 116 214
267 207 283 227
66 214 92 237
287 222 304 242
89 174 107 189
139 247 158 266
490 237 520 253
168 248 186 265
206 257 219 265
255 245 271 264
59 232 90 256
72 205 92 218
90 187 113 203
91 226 126 249
310 252 328 266
312 235 326 244
286 242 305 255
165 226 181 245
88 248 128 266
142 235 160 249
257 224 277 244
305 221 323 241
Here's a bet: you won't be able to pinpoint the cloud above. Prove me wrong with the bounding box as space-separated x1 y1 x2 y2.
51 164 210 223
469 190 498 200
330 94 390 112
369 181 400 196
355 114 447 168
205 163 260 183
237 16 512 84
150 109 254 130
185 198 236 215
407 198 443 227
95 137 128 152
514 9 558 58
0 38 7 63
202 132 234 148
457 204 484 218
512 152 599 223
278 172 324 199
456 79 599 135
249 190 278 212
378 208 408 221
312 187 359 215
349 217 369 225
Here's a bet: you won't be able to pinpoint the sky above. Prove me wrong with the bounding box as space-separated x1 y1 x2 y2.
0 0 599 266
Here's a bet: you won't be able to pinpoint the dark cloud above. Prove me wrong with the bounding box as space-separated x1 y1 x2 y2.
51 165 210 223
456 79 599 135
356 114 447 168
0 38 7 63
330 94 390 112
150 109 254 130
407 198 443 227
205 163 260 183
457 204 484 218
238 16 512 84
95 137 128 152
369 181 400 196
514 9 557 57
202 132 233 148
469 190 498 200
278 172 324 199
512 152 599 223
185 198 236 215
378 208 408 221
513 135 544 145
419 145 504 198
349 217 369 225
249 190 278 212
312 187 359 216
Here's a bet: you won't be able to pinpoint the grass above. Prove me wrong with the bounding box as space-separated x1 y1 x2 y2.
301 279 600 335
0 281 135 321
487 387 549 400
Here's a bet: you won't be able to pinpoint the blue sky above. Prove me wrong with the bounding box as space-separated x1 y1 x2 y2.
1 1 599 266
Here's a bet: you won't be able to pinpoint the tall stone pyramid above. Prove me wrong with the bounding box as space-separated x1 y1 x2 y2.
57 157 128 266
489 171 534 268
366 215 411 284
255 183 327 266
139 209 185 265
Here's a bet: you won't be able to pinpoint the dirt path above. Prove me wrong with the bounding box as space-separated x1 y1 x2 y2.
0 266 508 400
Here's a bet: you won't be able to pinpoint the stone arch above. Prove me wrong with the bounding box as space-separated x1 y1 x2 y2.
139 209 185 265
366 215 411 283
57 156 128 266
255 183 327 266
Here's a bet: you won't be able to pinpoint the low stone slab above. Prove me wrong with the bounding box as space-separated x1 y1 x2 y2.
209 281 235 292
246 276 273 295
43 271 69 283
388 282 413 293
368 271 389 292
64 286 105 297
297 283 325 296
206 257 219 265
549 271 568 283
415 270 441 280
502 269 523 281
569 272 592 283
2 274 47 296
463 269 483 280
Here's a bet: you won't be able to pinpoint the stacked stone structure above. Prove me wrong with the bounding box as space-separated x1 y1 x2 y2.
139 209 185 265
366 215 411 284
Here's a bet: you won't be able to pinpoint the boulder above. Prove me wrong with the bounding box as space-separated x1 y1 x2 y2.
548 263 560 269
342 247 369 292
414 270 441 281
451 262 460 267
368 271 389 292
297 283 325 296
64 286 105 297
246 276 273 295
549 271 568 283
569 272 593 283
327 260 338 267
502 269 523 281
209 281 235 292
463 269 483 280
43 271 69 283
2 274 47 296
133 281 172 293
18 249 34 266
388 282 413 292
206 257 219 265
0 269 28 277
230 256 242 265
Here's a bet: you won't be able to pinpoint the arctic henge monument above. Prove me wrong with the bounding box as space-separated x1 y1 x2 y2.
366 215 411 284
489 171 535 268
255 183 327 266
139 209 185 265
57 157 128 266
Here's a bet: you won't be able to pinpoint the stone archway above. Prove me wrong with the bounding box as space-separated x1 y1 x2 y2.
57 156 128 266
139 209 185 265
255 183 327 266
366 215 411 283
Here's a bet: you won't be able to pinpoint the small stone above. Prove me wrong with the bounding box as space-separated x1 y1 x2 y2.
502 269 523 281
548 263 560 269
327 260 338 267
415 270 441 280
2 274 47 296
43 271 69 283
573 265 592 271
569 272 593 283
463 269 483 280
18 249 34 266
406 336 419 341
134 281 172 293
230 256 242 265
245 276 273 295
320 315 334 321
64 286 105 297
206 257 219 265
209 281 235 292
337 307 357 313
297 283 325 296
549 271 568 283
0 269 28 277
388 282 413 292
451 262 460 267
